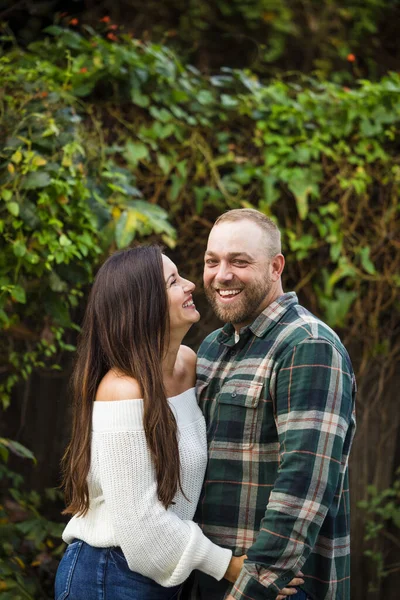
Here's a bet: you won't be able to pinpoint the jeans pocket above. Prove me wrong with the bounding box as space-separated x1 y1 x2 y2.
109 547 128 568
55 540 83 600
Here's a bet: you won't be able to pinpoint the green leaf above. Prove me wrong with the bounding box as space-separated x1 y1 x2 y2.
1 189 12 201
10 285 26 304
197 90 214 105
115 210 138 249
221 94 239 108
157 154 171 175
0 444 9 463
0 308 9 325
0 438 36 462
49 272 68 292
44 295 72 326
59 234 71 247
43 25 64 36
161 234 177 249
124 141 149 166
288 177 318 221
12 240 26 258
131 88 150 108
194 187 208 214
170 174 185 202
127 200 176 238
327 262 357 293
26 252 40 264
359 247 376 275
20 199 41 228
21 172 51 190
320 290 358 328
11 150 22 164
7 202 19 217
263 175 280 207
73 82 95 97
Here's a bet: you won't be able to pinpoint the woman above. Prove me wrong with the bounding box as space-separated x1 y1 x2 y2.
55 246 243 600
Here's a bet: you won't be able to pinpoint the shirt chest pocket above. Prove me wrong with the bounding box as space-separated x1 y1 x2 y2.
211 380 263 449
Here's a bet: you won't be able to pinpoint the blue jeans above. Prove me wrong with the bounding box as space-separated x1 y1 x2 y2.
291 590 308 600
55 539 182 600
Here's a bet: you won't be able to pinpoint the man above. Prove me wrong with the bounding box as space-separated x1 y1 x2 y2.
191 209 356 600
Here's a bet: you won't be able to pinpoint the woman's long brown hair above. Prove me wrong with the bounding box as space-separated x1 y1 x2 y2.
61 246 182 516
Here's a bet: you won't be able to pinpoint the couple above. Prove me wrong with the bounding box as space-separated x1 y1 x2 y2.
56 209 356 600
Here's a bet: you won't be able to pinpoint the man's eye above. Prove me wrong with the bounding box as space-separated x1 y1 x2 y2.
233 260 247 266
205 260 218 266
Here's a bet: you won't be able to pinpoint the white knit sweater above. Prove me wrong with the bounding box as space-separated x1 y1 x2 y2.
62 388 232 587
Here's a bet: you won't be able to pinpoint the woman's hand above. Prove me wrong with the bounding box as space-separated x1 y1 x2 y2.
225 571 305 600
224 554 247 583
276 572 305 600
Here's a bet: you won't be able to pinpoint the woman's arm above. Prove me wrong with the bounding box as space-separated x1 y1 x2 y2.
96 427 233 587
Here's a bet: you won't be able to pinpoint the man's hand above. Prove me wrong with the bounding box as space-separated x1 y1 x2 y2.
224 555 247 583
225 572 305 600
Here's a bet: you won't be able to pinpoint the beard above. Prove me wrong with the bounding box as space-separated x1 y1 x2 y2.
205 273 273 325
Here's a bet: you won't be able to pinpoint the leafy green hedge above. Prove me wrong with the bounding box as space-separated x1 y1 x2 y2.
1 26 399 399
0 438 64 599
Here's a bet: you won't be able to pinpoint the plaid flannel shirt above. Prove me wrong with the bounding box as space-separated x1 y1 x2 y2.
195 292 356 600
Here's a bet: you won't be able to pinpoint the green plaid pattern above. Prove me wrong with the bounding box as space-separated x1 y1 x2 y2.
195 293 356 600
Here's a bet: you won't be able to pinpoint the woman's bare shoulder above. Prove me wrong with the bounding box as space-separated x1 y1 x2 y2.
95 370 142 402
178 345 197 387
179 344 197 365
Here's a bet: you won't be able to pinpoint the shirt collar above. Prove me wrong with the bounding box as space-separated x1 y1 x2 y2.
216 292 298 346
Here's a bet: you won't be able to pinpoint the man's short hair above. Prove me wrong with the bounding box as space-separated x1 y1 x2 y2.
214 209 282 258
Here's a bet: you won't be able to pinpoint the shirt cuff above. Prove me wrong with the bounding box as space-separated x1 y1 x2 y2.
230 564 295 600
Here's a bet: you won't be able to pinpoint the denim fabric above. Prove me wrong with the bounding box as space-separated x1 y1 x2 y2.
55 540 182 600
290 590 308 600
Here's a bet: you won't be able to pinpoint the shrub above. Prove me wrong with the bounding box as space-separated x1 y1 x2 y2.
0 438 64 599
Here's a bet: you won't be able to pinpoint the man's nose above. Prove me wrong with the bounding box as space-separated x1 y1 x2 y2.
215 263 233 283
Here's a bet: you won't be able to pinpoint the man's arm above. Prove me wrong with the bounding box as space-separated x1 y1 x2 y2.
229 338 355 600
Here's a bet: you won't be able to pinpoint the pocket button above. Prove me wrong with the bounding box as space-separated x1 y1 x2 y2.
231 391 237 398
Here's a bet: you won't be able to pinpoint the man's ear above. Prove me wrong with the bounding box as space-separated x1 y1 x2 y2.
269 254 285 281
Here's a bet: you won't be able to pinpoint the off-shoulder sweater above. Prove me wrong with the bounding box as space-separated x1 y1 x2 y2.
62 388 232 587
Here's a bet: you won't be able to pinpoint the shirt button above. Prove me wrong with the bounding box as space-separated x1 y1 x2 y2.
231 391 237 398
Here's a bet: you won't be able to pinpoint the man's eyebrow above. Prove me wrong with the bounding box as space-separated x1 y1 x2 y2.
205 251 254 260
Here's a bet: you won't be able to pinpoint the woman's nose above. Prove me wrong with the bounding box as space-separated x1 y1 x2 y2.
183 278 195 292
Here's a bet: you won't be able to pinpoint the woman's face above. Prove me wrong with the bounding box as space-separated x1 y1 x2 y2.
162 255 200 331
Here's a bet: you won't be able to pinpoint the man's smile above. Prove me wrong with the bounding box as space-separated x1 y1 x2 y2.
214 288 244 301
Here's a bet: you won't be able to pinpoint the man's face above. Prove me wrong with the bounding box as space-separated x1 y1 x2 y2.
203 220 274 327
